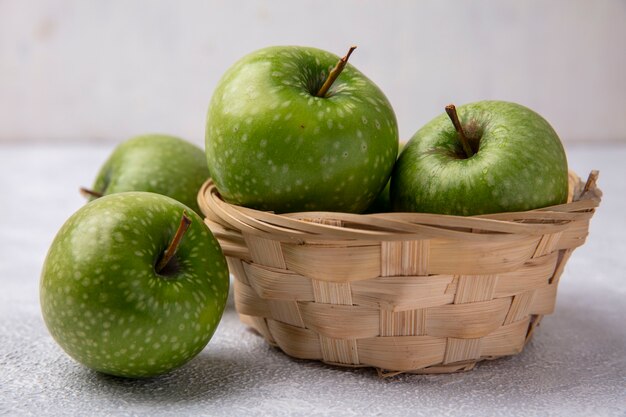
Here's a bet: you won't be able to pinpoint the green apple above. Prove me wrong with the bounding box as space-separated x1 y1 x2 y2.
40 192 229 378
84 134 210 214
390 101 568 215
364 142 405 213
364 181 392 213
205 45 399 213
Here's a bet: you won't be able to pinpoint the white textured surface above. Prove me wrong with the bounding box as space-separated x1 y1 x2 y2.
0 143 625 416
1 0 625 144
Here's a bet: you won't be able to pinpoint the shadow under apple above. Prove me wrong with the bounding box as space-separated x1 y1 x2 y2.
87 347 268 405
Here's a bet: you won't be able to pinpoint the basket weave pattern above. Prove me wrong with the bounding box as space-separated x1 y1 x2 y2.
198 171 601 374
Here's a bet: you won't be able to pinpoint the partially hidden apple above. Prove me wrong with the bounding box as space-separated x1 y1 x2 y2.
40 192 229 378
390 101 569 215
364 142 405 213
83 134 210 214
205 46 399 213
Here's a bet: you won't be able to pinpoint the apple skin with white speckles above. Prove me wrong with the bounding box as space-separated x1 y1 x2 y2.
40 192 229 378
364 142 405 213
89 134 210 214
390 101 569 215
205 46 399 213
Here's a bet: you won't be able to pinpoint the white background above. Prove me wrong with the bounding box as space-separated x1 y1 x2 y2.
1 0 625 145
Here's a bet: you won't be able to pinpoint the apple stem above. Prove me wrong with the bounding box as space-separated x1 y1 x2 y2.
156 211 192 275
316 46 357 98
445 104 474 158
79 187 104 199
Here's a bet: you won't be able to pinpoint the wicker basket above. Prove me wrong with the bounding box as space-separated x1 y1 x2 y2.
197 171 601 375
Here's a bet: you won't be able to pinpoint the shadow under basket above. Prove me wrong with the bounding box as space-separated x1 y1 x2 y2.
198 171 601 375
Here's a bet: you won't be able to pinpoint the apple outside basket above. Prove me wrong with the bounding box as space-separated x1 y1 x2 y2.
197 170 601 375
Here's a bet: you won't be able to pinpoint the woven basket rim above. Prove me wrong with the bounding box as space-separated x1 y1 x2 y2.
198 170 601 243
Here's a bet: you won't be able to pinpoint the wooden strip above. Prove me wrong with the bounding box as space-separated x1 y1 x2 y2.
428 235 540 275
226 257 248 284
582 170 599 194
357 336 446 371
494 252 557 297
319 336 360 365
222 241 251 260
443 338 482 364
266 319 322 360
404 240 430 275
303 217 343 227
529 284 558 315
454 275 498 304
533 232 563 258
233 279 271 318
380 241 402 277
208 192 313 239
309 276 361 364
445 277 459 295
204 218 246 245
204 218 247 247
283 243 380 282
425 297 512 339
550 250 572 285
380 240 430 276
294 211 562 239
243 233 287 269
352 275 455 312
478 210 590 222
568 170 583 201
405 362 476 374
481 317 530 357
293 195 597 236
503 291 536 325
556 220 591 250
380 309 426 336
243 262 314 301
212 234 251 262
298 302 379 339
379 310 394 336
268 300 305 328
523 315 540 343
311 280 353 305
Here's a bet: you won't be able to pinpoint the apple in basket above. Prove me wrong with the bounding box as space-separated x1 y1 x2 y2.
81 134 210 215
205 45 399 213
390 101 569 215
364 142 405 213
40 192 229 378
